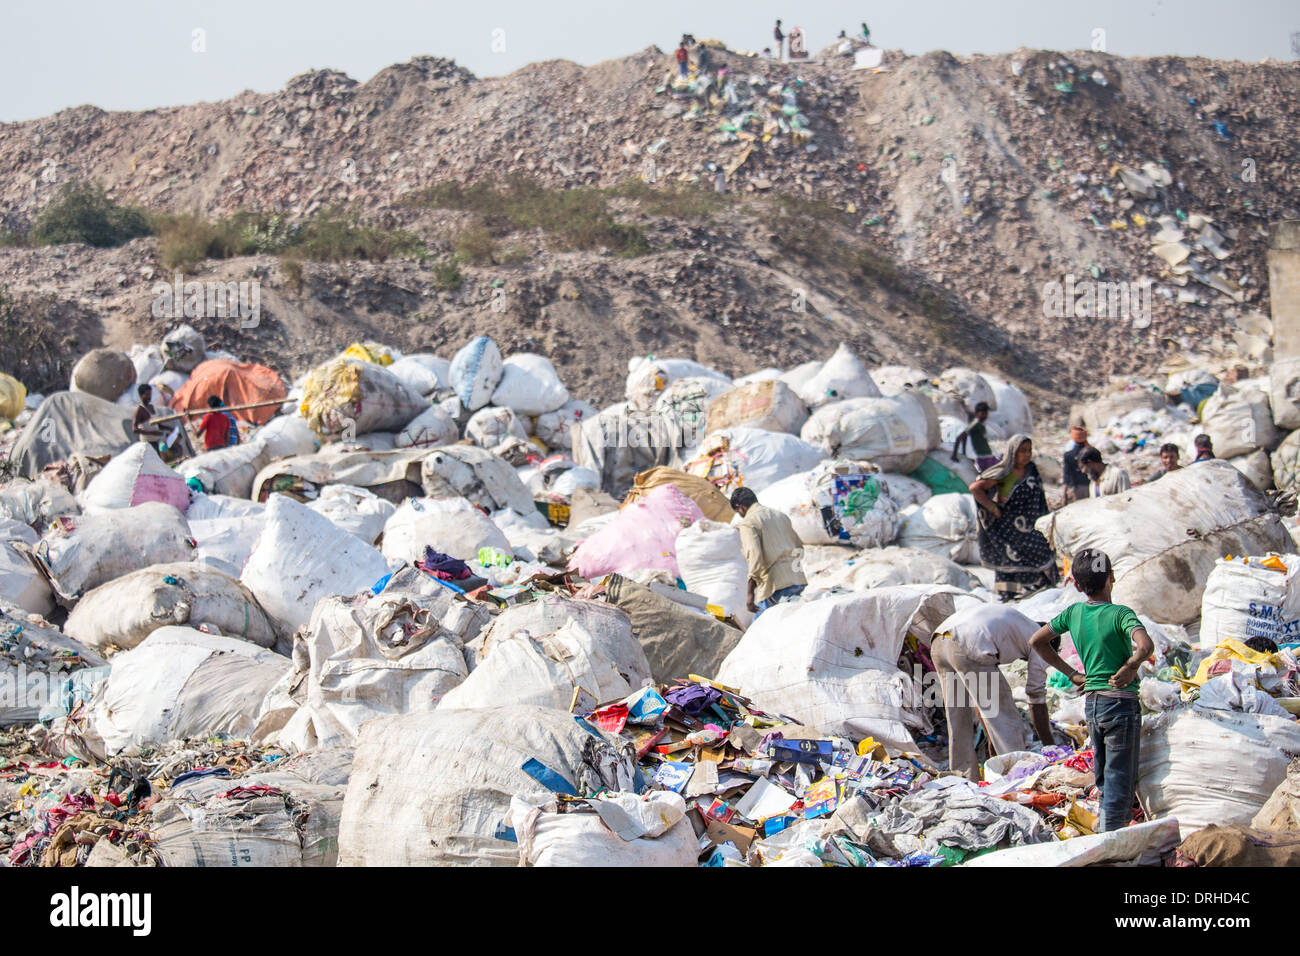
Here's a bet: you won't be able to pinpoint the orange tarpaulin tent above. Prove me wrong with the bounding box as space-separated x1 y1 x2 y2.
170 359 287 424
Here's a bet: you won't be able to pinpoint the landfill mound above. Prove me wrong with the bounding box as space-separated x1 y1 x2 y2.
3 324 1300 868
1 45 1297 407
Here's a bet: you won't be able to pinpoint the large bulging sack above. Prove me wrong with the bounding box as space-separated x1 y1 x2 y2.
1270 357 1300 432
0 523 54 616
0 601 107 727
300 358 426 438
675 519 752 625
626 356 731 412
535 398 599 451
706 379 808 435
1272 428 1300 494
382 496 511 564
801 393 934 473
420 445 534 516
1138 706 1300 838
936 367 996 413
795 343 880 409
308 484 395 544
78 442 190 513
870 365 932 395
510 791 698 867
491 353 570 416
177 441 273 499
686 426 825 494
803 545 979 592
1036 460 1291 625
465 405 528 450
393 405 458 449
269 594 469 753
65 561 276 652
1070 386 1165 432
70 349 135 402
240 495 392 639
983 374 1034 437
34 502 196 604
759 464 901 549
450 336 504 411
654 377 732 446
387 355 446 397
337 705 637 866
897 493 980 565
716 586 960 751
1201 383 1280 459
189 514 264 577
89 626 289 756
161 324 206 372
140 749 351 867
1200 555 1300 647
1230 449 1274 492
441 615 650 712
603 574 743 681
255 414 320 459
0 372 27 421
569 482 703 580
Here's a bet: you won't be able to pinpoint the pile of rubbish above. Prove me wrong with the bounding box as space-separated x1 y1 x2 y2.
4 327 1300 868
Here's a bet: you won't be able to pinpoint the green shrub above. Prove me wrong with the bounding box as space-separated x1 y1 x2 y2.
431 259 464 291
454 225 497 264
31 181 152 248
281 206 424 262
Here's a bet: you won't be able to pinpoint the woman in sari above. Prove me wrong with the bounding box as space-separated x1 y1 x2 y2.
969 434 1058 601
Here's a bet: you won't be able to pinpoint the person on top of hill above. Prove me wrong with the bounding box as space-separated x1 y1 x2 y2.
675 42 690 78
773 20 785 60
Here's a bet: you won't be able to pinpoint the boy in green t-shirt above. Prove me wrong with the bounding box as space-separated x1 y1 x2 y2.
1030 549 1154 832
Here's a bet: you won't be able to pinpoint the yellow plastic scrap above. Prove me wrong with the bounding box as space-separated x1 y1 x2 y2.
300 358 362 434
1189 637 1283 687
856 736 887 759
1131 212 1148 227
1109 219 1128 231
1065 798 1098 836
342 341 394 366
0 372 26 421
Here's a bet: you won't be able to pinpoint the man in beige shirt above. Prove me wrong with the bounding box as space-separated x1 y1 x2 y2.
1079 447 1131 498
730 488 806 615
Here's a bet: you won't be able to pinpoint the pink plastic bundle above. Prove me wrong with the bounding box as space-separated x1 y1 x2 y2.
569 482 704 580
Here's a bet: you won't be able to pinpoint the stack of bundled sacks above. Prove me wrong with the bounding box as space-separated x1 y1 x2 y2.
5 330 1300 869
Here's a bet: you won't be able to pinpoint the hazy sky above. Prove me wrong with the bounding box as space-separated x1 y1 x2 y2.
2 0 1296 122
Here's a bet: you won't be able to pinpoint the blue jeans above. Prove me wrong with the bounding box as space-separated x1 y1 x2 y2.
756 584 805 616
1085 694 1141 832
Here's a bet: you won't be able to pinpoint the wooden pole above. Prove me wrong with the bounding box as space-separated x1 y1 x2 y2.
148 397 290 426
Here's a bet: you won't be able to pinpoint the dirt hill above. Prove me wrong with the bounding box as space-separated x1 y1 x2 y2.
1 44 1296 409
